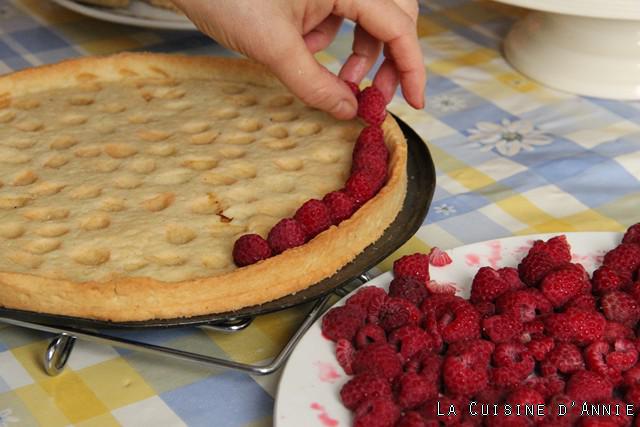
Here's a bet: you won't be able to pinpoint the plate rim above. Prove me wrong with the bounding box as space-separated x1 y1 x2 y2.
273 231 623 427
491 0 640 20
52 0 197 30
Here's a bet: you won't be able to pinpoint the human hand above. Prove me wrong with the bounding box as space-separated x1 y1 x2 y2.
171 0 425 120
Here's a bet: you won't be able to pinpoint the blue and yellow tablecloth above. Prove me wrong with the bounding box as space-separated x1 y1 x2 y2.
0 0 638 426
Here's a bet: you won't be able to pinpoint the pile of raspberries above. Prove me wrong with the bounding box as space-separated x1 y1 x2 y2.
321 223 640 427
232 84 389 267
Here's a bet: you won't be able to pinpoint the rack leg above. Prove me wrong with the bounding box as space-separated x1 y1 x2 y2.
44 334 76 376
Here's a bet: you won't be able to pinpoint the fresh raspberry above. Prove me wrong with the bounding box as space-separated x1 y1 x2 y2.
543 309 606 345
540 342 585 376
293 199 332 239
473 385 508 406
474 301 496 319
378 297 422 331
345 80 360 97
389 276 429 307
595 398 633 427
580 417 621 427
267 218 306 254
420 293 460 314
593 265 631 294
565 292 597 312
524 374 566 400
584 340 625 385
340 373 392 410
534 234 573 264
498 267 526 289
389 325 436 360
626 385 640 409
518 250 558 286
623 223 640 244
393 371 438 409
443 350 490 396
353 397 400 427
447 339 496 365
603 243 640 275
351 150 387 183
566 370 614 403
491 343 535 388
526 336 555 361
521 319 545 341
396 412 427 427
335 338 355 374
346 286 388 322
495 289 552 323
506 387 545 420
624 365 640 387
492 365 532 392
345 170 381 207
353 126 385 156
351 127 388 181
470 266 511 303
393 253 430 284
232 234 272 266
425 280 457 295
405 351 443 384
357 86 387 126
607 339 639 371
428 298 481 344
428 247 452 267
603 321 635 343
482 314 523 344
322 191 356 225
546 394 579 425
628 281 640 303
352 343 403 380
540 263 590 308
484 413 530 427
355 323 386 349
601 291 640 327
321 304 366 342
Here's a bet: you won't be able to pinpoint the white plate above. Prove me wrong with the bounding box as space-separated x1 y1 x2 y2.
52 0 196 31
491 0 640 21
274 232 621 427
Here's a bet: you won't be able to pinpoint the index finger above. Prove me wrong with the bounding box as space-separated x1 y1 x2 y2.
334 0 425 108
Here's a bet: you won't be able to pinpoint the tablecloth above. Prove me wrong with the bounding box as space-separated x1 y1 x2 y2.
0 0 638 426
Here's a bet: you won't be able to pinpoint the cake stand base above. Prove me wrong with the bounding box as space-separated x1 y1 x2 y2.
503 11 640 100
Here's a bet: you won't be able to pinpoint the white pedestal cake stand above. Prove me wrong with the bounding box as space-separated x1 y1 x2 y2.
493 0 640 100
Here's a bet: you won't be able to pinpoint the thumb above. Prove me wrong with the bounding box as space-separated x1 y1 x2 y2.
257 25 357 120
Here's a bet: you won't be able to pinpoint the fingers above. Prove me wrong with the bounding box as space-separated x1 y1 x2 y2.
261 22 358 120
304 14 343 53
338 24 382 84
335 0 426 108
373 57 400 103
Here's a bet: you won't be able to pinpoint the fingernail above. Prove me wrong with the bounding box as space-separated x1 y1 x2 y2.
333 99 357 120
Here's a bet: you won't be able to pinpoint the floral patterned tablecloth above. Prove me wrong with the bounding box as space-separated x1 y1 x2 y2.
0 0 638 426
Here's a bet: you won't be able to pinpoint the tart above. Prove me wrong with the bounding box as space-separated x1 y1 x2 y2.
0 53 407 321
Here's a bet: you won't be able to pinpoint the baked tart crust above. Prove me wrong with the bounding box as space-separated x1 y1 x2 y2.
0 53 407 321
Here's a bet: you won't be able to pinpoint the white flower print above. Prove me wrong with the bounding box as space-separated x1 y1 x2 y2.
434 203 457 216
0 409 19 427
467 119 552 157
429 94 467 113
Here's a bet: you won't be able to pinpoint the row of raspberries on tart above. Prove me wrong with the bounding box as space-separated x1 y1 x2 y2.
232 85 390 267
322 223 640 427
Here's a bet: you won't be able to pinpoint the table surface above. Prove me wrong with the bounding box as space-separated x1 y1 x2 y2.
0 0 638 426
